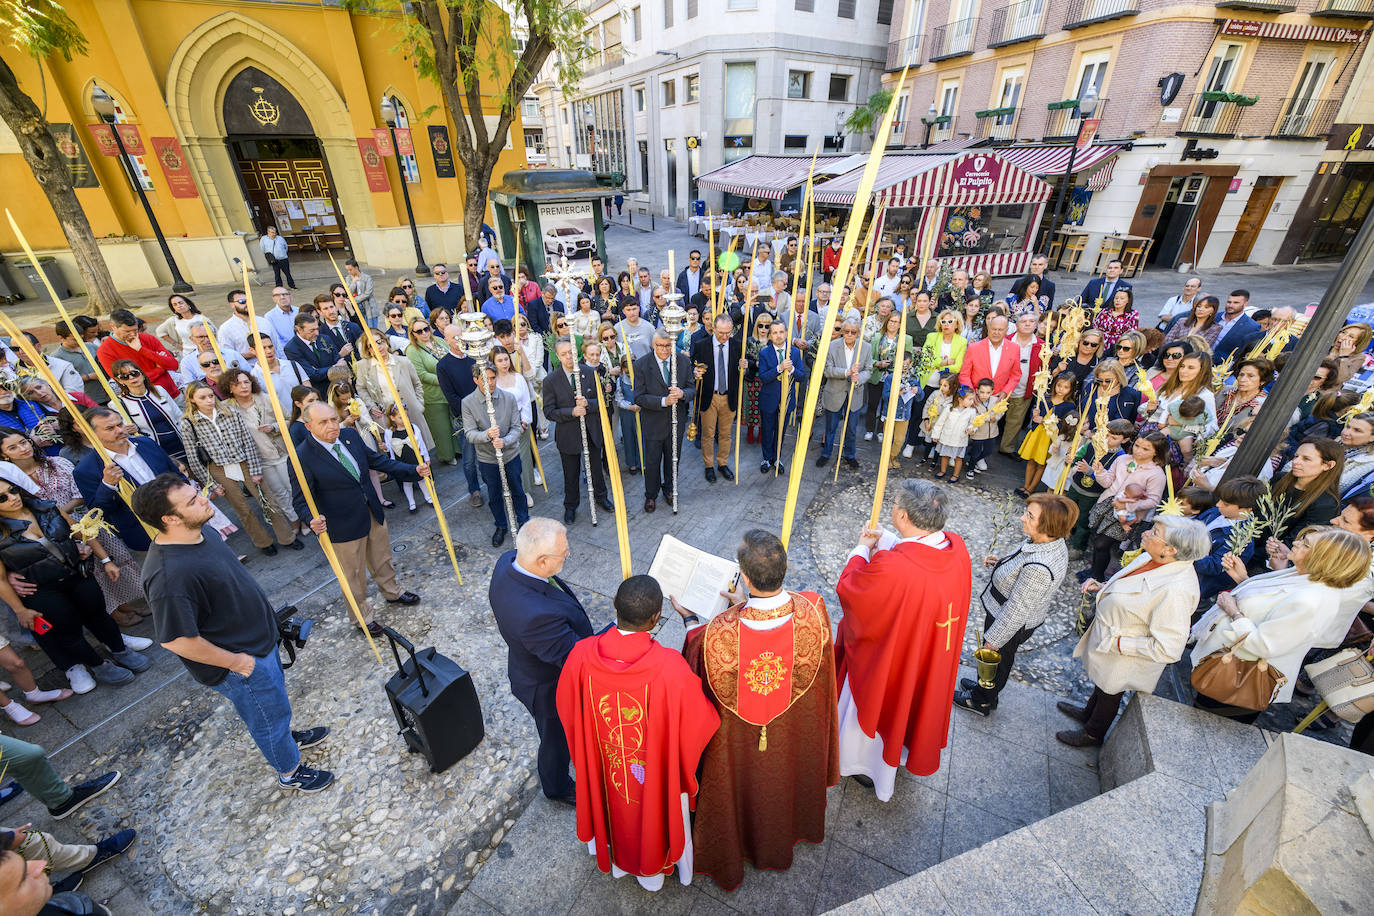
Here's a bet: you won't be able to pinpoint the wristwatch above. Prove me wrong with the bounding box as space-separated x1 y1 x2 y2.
101 557 115 565
681 613 701 627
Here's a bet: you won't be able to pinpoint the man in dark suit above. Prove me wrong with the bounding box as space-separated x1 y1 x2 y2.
1027 253 1056 306
282 314 346 396
1211 290 1265 364
489 517 592 803
691 314 745 483
1079 259 1132 306
543 337 613 525
73 407 186 553
937 270 978 312
634 332 696 512
757 318 808 474
675 249 704 302
315 297 363 362
292 403 426 636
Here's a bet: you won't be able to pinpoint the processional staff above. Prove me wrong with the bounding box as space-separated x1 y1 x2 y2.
457 313 520 535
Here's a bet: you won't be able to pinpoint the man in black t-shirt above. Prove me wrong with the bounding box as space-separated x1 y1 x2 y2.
135 474 334 794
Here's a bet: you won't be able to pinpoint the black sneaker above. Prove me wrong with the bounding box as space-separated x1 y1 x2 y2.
279 764 335 793
50 872 83 894
293 726 330 749
953 690 993 717
48 771 121 820
82 828 136 873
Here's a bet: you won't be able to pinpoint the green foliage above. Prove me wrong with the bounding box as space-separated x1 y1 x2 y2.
844 89 893 138
0 0 87 61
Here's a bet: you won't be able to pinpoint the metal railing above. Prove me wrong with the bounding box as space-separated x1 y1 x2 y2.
988 0 1049 47
1064 0 1141 28
886 35 921 71
1042 99 1107 140
1272 97 1339 138
930 17 979 61
1315 0 1374 16
976 116 1017 141
1178 93 1247 137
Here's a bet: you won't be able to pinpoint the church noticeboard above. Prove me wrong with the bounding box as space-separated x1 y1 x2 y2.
151 137 199 199
428 125 456 178
50 123 99 188
357 137 391 192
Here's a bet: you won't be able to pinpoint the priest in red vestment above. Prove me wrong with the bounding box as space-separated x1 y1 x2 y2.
557 575 720 892
676 529 840 893
835 478 972 800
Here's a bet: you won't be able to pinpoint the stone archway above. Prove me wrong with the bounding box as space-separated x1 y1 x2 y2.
164 10 376 239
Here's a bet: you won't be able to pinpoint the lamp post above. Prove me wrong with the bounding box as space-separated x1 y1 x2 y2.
380 97 429 277
920 103 939 149
1040 83 1099 252
91 85 192 294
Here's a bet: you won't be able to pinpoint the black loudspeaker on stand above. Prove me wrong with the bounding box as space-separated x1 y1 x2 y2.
382 626 484 773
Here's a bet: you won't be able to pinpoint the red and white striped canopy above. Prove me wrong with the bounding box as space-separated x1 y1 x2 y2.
993 143 1123 178
812 150 1052 208
1220 18 1365 43
695 155 851 199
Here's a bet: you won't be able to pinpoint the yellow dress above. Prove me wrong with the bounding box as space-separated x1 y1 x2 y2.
1018 423 1052 464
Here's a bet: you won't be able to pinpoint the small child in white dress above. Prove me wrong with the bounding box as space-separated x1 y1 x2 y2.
930 386 977 481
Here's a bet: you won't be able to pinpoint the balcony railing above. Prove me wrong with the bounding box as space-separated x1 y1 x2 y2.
1043 99 1108 141
1064 0 1140 28
1178 93 1250 138
975 109 1018 141
886 34 921 71
1271 97 1339 138
930 17 979 61
988 0 1049 48
1214 0 1297 11
1315 0 1374 18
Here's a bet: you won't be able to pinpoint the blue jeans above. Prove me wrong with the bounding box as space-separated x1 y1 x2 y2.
480 456 529 529
618 408 641 469
822 406 863 460
457 425 481 494
208 649 300 776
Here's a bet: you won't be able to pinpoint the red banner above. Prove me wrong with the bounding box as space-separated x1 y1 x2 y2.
1076 118 1101 151
371 128 394 156
394 128 414 157
150 136 200 199
115 124 146 156
87 123 119 157
357 137 391 192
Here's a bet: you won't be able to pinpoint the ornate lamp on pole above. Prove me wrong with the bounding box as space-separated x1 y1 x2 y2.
91 85 192 294
458 313 518 533
1040 83 1100 252
660 280 687 516
920 103 940 150
380 97 430 277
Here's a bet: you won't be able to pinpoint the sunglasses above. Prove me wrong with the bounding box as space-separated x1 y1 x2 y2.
1118 345 1134 353
601 335 615 341
333 292 347 298
199 360 217 368
434 269 448 275
1165 352 1184 359
556 321 569 328
415 326 431 334
0 489 21 499
234 299 248 305
388 312 403 318
115 372 141 380
402 284 414 290
1082 340 1100 347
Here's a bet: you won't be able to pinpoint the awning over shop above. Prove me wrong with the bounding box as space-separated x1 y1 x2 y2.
695 155 851 199
993 143 1123 177
812 150 1052 208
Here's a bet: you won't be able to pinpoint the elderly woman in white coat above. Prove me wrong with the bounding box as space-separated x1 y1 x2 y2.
1056 515 1211 747
1193 527 1371 723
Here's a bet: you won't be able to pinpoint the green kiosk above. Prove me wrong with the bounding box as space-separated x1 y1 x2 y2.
488 169 624 278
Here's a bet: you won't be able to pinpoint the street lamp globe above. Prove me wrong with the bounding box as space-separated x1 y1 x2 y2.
91 85 115 120
1080 83 1099 118
380 96 397 128
927 102 938 120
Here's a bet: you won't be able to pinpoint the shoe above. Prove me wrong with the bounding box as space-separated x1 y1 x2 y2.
48 771 121 820
89 661 135 686
66 665 96 695
844 457 860 469
863 431 873 441
960 677 977 691
877 432 883 442
262 544 278 557
491 527 508 547
50 872 82 894
82 828 136 873
966 472 976 480
111 608 142 627
293 726 330 749
2 700 39 726
1074 569 1092 583
1055 729 1101 748
1056 701 1089 723
815 455 828 467
23 687 73 704
549 792 577 807
533 470 543 486
934 472 946 481
122 634 153 652
278 764 335 793
774 462 785 475
526 494 535 509
359 621 385 638
705 467 717 483
110 649 150 673
597 496 614 512
953 691 993 717
386 591 421 605
902 445 914 459
1014 487 1030 498
470 492 484 507
976 459 988 471
644 498 656 513
286 539 305 551
718 465 734 481
851 774 875 789
380 499 395 509
761 461 772 474
0 781 23 808
564 508 576 525
663 494 675 509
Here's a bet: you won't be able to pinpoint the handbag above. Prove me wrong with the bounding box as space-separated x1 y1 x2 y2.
187 416 213 469
1305 647 1374 723
1191 635 1286 711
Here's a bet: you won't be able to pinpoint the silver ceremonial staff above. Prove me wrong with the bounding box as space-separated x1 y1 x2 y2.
544 255 598 526
660 295 688 515
458 313 519 534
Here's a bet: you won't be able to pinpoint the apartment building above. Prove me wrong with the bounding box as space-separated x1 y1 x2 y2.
534 0 890 218
881 0 1372 269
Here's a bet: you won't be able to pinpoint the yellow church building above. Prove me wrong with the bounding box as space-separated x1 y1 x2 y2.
0 0 527 294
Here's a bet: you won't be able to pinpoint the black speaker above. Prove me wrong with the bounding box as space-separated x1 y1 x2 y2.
382 627 484 773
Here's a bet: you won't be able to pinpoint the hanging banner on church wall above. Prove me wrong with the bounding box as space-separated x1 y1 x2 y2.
115 124 146 157
356 137 391 193
371 128 394 156
86 123 119 157
394 128 415 157
428 125 456 178
150 137 200 199
50 124 99 188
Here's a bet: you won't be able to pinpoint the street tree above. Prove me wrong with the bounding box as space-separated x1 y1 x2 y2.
845 90 894 141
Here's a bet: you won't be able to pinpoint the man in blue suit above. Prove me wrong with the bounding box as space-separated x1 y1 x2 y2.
1211 290 1265 365
73 406 188 553
757 319 809 474
292 403 426 636
489 517 592 803
1079 259 1132 306
282 314 346 396
1028 253 1056 307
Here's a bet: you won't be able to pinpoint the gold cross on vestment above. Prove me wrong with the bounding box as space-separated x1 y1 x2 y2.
934 604 958 652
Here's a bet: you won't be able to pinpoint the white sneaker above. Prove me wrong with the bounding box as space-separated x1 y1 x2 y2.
533 470 544 486
122 634 153 652
877 432 883 442
976 459 988 471
902 445 914 459
526 494 535 508
67 665 96 695
863 432 873 441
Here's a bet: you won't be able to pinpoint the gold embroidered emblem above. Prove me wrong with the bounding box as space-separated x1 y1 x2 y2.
249 88 280 127
744 651 787 696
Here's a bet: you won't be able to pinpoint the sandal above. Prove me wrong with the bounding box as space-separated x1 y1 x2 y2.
381 499 396 509
1014 487 1030 498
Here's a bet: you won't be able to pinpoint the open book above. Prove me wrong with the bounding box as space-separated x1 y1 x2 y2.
648 534 741 621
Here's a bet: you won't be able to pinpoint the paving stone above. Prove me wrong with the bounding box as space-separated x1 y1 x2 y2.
832 777 944 875
810 841 905 915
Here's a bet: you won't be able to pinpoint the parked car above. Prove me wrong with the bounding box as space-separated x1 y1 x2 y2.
544 225 595 259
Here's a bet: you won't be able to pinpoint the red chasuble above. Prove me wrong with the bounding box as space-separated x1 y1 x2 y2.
683 592 840 893
835 534 973 776
556 629 720 880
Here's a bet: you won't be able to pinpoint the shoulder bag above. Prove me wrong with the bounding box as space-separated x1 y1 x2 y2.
1191 635 1286 711
1305 648 1374 723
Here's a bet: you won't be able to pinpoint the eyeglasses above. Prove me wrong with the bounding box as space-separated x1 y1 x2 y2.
1118 345 1134 353
414 326 431 334
689 255 700 261
601 335 615 342
434 269 448 275
199 360 217 368
333 292 347 298
1165 352 1184 360
402 284 414 290
234 299 248 306
1082 340 1100 348
556 321 569 329
388 312 403 318
115 371 141 380
0 489 21 500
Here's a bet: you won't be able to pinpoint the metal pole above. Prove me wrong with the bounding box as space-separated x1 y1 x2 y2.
1040 143 1079 256
1223 212 1374 481
479 359 519 534
106 119 192 293
390 124 430 276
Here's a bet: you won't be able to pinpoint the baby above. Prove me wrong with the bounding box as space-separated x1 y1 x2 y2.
1166 396 1207 441
1113 482 1147 523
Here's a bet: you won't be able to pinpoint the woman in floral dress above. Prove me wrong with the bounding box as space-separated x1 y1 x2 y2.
742 311 773 443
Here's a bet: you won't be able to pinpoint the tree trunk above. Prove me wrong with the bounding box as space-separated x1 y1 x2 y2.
0 53 127 315
460 151 500 255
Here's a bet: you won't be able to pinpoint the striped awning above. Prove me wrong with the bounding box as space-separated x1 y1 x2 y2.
1220 18 1366 43
813 150 1053 207
1086 157 1117 192
695 155 850 199
994 143 1122 177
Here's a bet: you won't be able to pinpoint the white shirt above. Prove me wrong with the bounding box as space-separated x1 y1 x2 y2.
1011 337 1035 398
260 234 288 260
312 433 359 472
217 315 255 361
752 258 774 294
843 343 857 371
683 268 701 297
873 272 901 299
986 340 1005 378
264 305 299 350
848 528 949 563
1159 293 1198 324
511 557 546 583
103 442 156 490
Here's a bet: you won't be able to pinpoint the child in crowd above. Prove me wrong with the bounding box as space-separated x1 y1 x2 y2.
384 404 432 512
931 386 977 482
1191 476 1267 608
1113 483 1147 524
1177 485 1214 518
964 378 999 479
921 374 957 462
1017 371 1079 496
1067 419 1137 556
1166 395 1208 459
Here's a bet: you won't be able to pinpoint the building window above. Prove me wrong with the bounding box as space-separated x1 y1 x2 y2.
387 95 421 184
995 67 1024 126
687 0 698 17
638 139 649 189
838 0 856 18
521 98 539 119
877 0 894 24
562 107 570 126
663 0 673 28
828 74 850 102
662 79 676 106
796 0 815 9
893 93 909 135
634 86 645 112
784 134 808 149
823 134 844 151
727 0 758 8
685 74 700 103
1202 43 1243 95
787 70 812 99
724 62 756 163
631 6 642 41
1074 49 1110 114
937 79 959 138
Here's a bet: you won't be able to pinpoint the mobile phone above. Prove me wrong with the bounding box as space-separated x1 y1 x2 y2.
32 615 52 635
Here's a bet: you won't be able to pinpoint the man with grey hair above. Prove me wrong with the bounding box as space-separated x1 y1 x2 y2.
633 331 695 512
818 317 872 469
489 517 591 804
1156 276 1202 331
834 479 973 800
